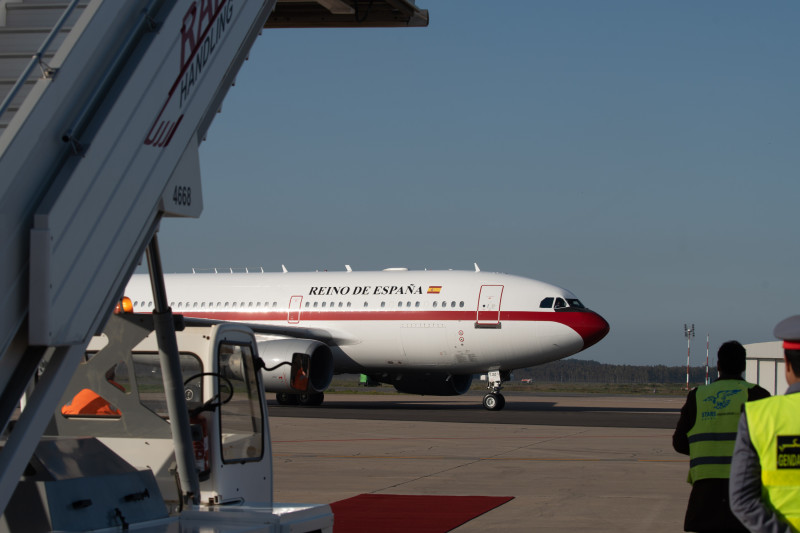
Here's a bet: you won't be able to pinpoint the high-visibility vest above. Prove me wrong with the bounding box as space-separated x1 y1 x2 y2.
746 394 800 531
687 380 755 483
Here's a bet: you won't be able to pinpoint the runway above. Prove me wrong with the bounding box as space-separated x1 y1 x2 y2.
268 393 692 532
267 391 683 429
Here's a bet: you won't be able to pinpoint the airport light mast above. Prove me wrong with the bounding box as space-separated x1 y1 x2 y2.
685 324 695 391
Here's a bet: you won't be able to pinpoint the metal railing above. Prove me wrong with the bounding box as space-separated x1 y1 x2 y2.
0 0 83 120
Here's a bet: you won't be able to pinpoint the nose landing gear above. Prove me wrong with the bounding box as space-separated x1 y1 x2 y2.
482 370 509 411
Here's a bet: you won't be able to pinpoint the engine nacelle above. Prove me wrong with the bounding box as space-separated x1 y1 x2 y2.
385 372 473 396
257 339 333 394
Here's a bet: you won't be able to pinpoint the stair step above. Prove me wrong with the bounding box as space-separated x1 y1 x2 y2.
4 3 87 29
0 27 70 52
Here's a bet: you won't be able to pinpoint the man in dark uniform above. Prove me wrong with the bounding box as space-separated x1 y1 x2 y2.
673 340 770 532
730 316 800 532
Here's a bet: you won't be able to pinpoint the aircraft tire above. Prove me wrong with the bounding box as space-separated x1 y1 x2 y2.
276 392 300 405
299 392 324 406
483 393 505 411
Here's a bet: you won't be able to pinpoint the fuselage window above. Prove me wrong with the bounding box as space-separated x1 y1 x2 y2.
194 302 198 309
232 302 238 309
338 302 343 308
397 302 403 308
451 301 456 308
381 302 386 308
433 301 438 308
321 302 326 308
313 302 318 308
554 298 566 309
304 302 309 308
415 301 420 308
441 301 446 308
347 302 352 308
329 302 334 308
540 297 554 309
363 302 368 308
273 302 277 308
459 301 464 307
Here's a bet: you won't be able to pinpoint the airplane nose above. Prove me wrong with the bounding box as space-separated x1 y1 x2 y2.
572 311 610 350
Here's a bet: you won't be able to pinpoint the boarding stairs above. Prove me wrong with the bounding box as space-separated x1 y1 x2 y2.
0 0 279 518
0 0 427 523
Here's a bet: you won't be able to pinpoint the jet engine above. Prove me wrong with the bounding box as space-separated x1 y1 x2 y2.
383 372 473 396
257 339 333 394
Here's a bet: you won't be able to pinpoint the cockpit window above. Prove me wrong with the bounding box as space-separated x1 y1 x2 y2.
554 298 567 309
567 299 585 309
539 297 554 309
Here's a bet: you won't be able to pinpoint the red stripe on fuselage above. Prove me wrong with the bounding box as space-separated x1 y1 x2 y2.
164 309 592 326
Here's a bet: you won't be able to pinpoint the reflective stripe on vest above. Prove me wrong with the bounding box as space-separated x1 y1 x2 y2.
746 394 800 531
687 380 753 483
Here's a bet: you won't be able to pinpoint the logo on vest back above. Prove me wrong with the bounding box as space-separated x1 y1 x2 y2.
702 389 741 410
777 436 800 469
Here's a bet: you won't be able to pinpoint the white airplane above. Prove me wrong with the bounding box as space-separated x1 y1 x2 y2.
124 266 609 410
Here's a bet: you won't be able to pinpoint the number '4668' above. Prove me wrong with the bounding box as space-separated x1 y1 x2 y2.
173 186 191 206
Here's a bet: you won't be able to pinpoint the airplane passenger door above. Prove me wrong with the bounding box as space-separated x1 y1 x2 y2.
476 285 503 328
288 296 302 324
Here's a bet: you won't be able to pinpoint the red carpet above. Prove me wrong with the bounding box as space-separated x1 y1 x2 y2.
329 494 514 533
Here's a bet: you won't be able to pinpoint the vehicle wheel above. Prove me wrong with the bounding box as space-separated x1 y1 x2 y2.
483 393 501 411
299 392 324 406
276 392 300 405
495 393 506 410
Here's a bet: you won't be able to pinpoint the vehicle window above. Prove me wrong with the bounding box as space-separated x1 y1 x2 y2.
555 298 566 309
218 343 263 463
127 352 204 418
433 302 438 308
539 297 554 309
567 299 585 309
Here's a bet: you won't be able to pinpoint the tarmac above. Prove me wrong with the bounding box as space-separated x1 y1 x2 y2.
268 393 690 532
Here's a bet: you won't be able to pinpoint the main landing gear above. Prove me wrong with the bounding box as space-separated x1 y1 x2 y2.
275 392 325 406
482 370 509 411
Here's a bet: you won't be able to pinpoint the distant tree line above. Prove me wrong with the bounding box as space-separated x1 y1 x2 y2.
514 359 715 384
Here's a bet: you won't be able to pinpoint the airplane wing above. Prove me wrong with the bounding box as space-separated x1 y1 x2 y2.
180 316 361 346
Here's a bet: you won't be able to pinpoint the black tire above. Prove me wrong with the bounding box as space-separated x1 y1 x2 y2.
483 393 500 411
276 392 300 405
496 393 506 410
298 392 325 406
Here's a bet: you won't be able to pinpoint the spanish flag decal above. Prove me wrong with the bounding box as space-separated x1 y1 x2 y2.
427 286 442 294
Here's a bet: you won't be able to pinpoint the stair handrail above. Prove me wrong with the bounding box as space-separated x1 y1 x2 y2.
0 0 83 120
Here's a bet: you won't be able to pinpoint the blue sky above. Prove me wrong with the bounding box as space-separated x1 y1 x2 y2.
154 1 800 366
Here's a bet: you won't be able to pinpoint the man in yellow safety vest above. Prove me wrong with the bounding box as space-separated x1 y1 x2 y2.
673 340 769 532
730 316 800 532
